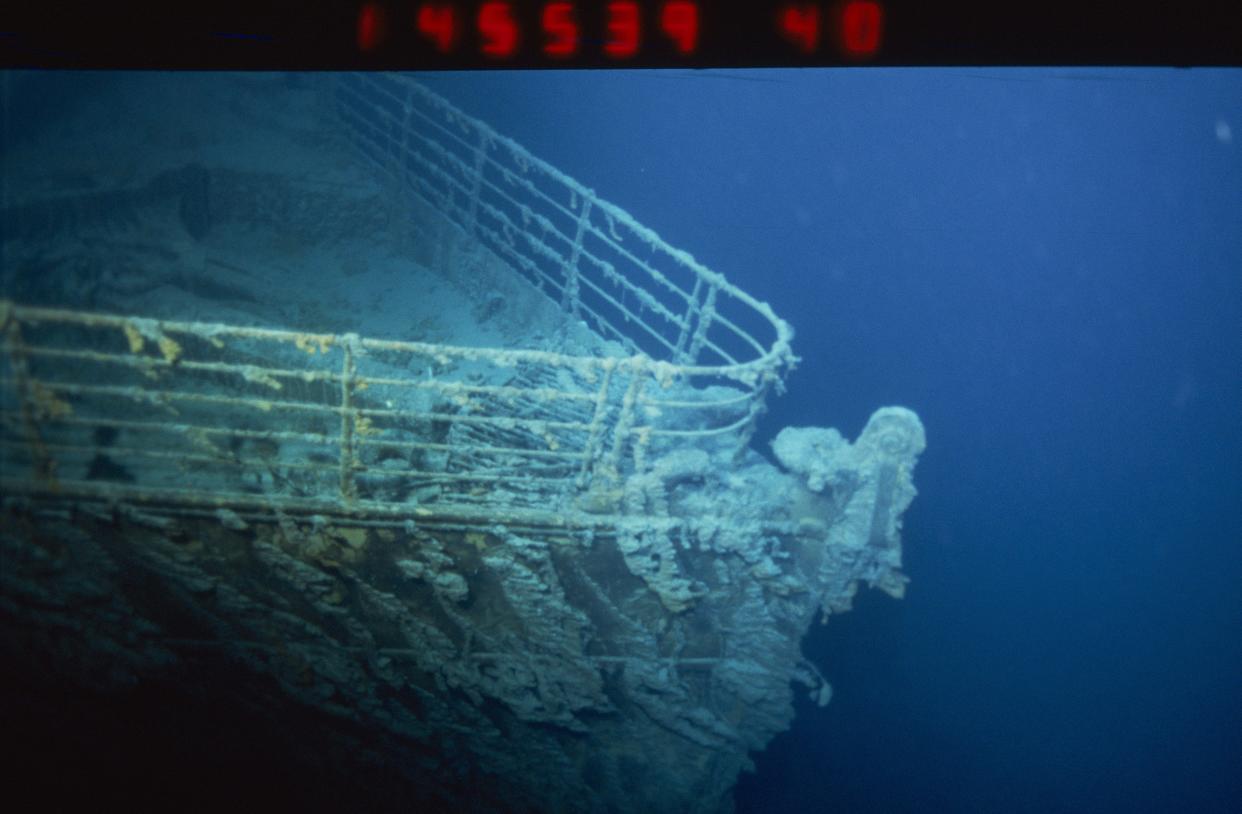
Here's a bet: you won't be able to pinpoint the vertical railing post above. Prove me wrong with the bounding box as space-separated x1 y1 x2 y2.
338 334 359 502
464 128 489 236
734 371 778 464
396 85 416 189
603 358 646 490
673 276 703 363
685 283 717 364
561 193 592 318
576 358 617 489
2 302 55 485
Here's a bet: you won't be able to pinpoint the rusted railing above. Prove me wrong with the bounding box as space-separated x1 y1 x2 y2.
1 78 795 530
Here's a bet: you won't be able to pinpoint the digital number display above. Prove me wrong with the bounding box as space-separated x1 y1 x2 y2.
417 4 460 52
355 1 882 62
778 2 883 56
543 2 578 57
2 2 1229 70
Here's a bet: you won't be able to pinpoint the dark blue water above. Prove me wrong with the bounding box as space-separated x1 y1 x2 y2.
425 69 1242 812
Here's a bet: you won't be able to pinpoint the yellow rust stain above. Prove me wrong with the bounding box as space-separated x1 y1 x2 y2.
30 381 72 420
295 334 334 355
123 323 145 353
157 335 182 364
336 527 368 549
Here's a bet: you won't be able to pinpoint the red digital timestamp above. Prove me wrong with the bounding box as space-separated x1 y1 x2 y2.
778 2 884 56
357 1 701 60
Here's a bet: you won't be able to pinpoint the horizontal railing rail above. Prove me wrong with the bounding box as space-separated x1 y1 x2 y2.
2 78 795 528
0 293 779 527
332 75 794 390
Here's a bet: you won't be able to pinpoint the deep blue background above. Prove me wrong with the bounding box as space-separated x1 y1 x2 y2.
424 69 1242 812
